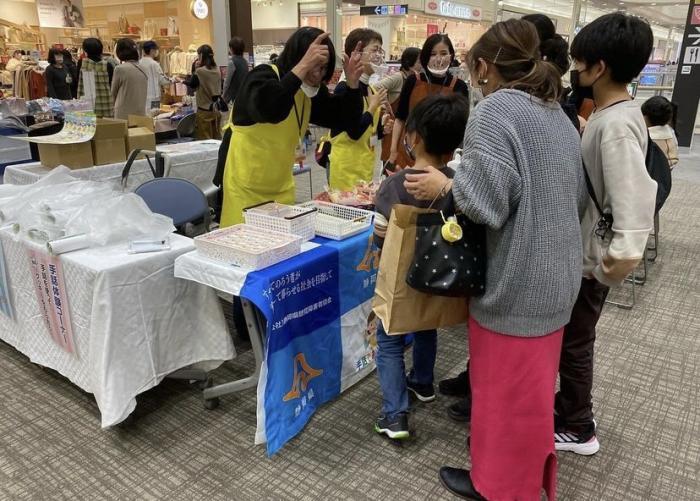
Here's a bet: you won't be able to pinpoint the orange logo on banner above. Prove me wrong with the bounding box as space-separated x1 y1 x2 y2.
283 353 323 401
356 235 380 272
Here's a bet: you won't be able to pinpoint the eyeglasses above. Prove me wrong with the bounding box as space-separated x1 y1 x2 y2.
363 47 386 56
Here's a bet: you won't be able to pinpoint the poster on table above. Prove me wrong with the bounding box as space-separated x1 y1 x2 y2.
0 241 14 320
36 0 86 28
27 249 76 354
241 231 380 455
12 112 96 144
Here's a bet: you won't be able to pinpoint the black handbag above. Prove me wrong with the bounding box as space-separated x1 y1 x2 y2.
406 209 487 297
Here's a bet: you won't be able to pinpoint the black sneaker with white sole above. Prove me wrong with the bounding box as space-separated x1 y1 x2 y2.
554 422 600 455
374 413 410 440
407 379 436 402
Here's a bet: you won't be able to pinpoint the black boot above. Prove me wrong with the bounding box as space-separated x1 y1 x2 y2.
447 396 471 422
438 467 486 500
439 370 469 397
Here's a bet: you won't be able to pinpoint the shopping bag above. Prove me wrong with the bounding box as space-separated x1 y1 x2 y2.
372 204 469 335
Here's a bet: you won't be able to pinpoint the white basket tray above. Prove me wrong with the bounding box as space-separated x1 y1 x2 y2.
194 224 302 270
244 202 317 242
298 201 374 240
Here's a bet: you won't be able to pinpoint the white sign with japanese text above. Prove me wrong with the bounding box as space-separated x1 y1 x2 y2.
27 250 75 354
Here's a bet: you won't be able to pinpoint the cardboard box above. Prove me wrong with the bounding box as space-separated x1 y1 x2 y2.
126 127 156 156
128 114 155 132
38 142 94 169
92 118 127 165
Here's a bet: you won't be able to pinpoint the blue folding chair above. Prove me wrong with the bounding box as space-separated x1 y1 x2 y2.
135 177 211 235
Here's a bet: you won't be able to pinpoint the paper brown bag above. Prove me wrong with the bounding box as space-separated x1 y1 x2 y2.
372 204 469 335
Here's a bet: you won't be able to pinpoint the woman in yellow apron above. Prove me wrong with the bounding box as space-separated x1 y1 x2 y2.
220 27 365 227
328 28 389 191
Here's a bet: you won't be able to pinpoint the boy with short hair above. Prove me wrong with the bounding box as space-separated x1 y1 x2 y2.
373 93 469 439
555 12 658 455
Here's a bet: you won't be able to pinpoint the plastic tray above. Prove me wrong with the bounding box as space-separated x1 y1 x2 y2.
244 201 317 242
298 201 374 240
194 224 302 270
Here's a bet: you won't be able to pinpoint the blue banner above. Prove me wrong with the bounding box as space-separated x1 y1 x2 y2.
240 230 379 455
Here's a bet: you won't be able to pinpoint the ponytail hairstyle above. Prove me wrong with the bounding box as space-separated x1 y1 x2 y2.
522 13 570 75
468 19 563 102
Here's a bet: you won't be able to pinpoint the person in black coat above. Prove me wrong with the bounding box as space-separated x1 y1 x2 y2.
45 48 73 100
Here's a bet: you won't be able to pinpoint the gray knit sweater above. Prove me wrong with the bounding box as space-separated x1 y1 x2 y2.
453 89 586 337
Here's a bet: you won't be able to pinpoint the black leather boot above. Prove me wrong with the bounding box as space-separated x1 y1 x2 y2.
438 467 487 500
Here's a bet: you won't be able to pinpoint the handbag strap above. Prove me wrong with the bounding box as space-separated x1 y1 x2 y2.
582 160 605 218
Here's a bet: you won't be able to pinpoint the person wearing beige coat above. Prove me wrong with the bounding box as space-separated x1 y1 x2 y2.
111 38 148 120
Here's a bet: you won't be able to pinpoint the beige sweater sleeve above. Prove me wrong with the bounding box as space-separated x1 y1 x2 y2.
593 132 657 286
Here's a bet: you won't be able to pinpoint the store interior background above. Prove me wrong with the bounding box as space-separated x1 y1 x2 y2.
0 0 696 123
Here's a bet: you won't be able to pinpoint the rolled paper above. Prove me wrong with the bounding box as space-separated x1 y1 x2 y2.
47 234 90 255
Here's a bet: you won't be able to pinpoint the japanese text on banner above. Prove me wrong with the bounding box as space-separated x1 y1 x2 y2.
27 250 76 354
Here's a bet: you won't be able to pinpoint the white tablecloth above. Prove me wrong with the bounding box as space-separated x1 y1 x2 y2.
2 140 221 194
0 231 235 427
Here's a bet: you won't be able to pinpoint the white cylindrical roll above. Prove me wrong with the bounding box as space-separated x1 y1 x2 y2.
47 234 90 255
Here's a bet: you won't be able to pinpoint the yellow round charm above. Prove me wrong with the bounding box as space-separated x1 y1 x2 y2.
441 218 463 243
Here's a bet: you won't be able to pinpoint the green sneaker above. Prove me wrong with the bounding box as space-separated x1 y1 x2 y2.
374 413 410 440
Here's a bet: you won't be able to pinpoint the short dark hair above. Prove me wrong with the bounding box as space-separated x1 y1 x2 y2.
420 34 455 70
116 38 139 62
82 37 103 59
641 96 674 127
522 14 556 42
400 47 421 71
197 44 217 69
570 12 653 84
48 48 63 65
344 28 382 57
142 40 158 55
229 37 245 56
276 27 336 83
522 13 570 75
405 94 469 156
61 49 74 64
12 50 22 58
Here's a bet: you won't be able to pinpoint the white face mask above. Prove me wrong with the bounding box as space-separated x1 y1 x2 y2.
300 83 320 98
428 54 451 77
428 67 449 77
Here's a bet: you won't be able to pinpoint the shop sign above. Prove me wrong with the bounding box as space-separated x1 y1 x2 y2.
190 0 209 20
424 1 482 21
36 0 86 29
359 4 408 16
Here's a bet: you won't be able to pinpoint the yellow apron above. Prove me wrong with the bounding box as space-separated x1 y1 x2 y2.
220 66 311 227
328 89 381 191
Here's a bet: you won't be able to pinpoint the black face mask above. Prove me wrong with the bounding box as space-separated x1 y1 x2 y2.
570 69 594 101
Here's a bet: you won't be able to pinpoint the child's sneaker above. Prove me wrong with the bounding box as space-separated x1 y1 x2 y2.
407 379 436 402
374 413 410 440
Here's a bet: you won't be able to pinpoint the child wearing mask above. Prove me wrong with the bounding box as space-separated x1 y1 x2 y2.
372 93 469 439
556 12 658 456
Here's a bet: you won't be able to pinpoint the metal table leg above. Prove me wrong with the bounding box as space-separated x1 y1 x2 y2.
203 298 266 401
